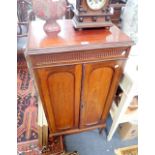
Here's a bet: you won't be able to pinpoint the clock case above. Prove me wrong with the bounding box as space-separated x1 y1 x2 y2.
72 0 113 29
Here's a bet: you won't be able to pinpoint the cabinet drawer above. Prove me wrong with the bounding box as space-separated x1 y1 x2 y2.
29 47 129 68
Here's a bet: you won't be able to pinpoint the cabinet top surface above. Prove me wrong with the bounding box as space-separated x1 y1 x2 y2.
26 20 133 55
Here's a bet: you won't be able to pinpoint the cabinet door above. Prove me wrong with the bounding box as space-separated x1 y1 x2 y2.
80 60 125 128
34 65 82 133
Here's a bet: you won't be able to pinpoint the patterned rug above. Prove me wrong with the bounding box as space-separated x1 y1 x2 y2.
17 55 67 155
17 54 39 153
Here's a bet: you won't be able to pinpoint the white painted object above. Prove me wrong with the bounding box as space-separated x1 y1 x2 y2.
107 47 138 141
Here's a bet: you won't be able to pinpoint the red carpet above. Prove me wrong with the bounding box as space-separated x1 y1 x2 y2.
17 54 39 153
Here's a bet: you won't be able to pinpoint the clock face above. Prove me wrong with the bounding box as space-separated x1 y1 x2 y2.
86 0 106 10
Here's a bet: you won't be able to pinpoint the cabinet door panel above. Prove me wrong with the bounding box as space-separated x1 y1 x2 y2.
80 60 125 128
48 72 74 130
84 67 113 125
34 65 82 133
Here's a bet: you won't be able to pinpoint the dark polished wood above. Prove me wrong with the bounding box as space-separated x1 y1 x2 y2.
110 3 126 28
27 20 132 52
71 0 113 29
25 20 133 137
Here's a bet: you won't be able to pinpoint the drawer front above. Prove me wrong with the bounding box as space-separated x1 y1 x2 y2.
29 47 130 68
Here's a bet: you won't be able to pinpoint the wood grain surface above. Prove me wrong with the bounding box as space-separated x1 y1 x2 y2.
26 20 133 136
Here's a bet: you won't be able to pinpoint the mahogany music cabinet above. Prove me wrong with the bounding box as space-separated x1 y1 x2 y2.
25 20 133 139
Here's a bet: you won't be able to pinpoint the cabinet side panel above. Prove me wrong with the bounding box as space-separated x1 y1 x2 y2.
48 72 74 130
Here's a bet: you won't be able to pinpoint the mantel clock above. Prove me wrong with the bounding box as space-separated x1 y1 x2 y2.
71 0 114 29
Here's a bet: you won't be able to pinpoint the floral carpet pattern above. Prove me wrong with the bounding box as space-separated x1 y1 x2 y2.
17 54 39 152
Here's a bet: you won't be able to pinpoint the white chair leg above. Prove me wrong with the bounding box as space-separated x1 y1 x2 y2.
107 89 134 141
107 121 119 141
